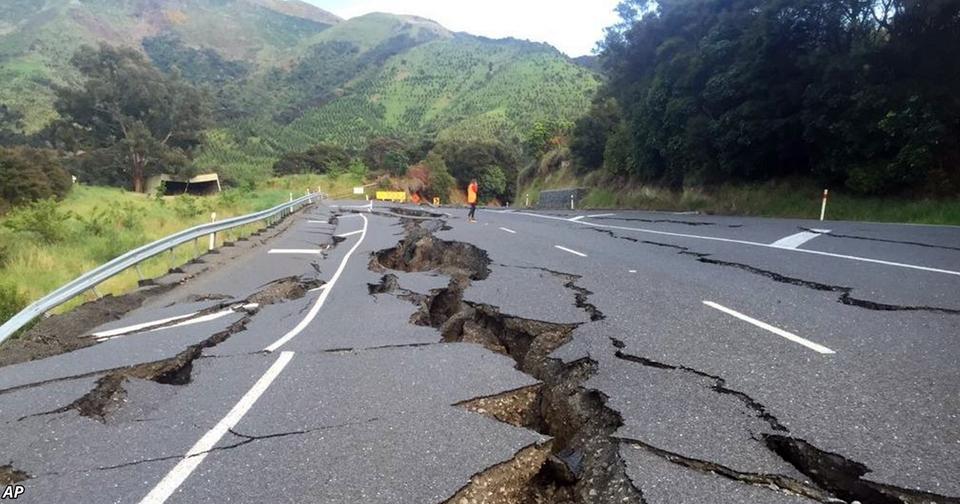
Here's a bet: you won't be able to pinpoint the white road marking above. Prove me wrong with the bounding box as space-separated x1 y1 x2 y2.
264 214 369 352
703 301 835 354
569 216 586 222
90 313 197 338
268 249 322 255
555 245 588 257
510 211 960 276
336 230 363 238
629 270 637 273
337 214 364 219
138 351 295 504
499 227 517 234
587 213 616 218
307 220 329 224
308 284 328 293
95 304 259 342
771 229 831 249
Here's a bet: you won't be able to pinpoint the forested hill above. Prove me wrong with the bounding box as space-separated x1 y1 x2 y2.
0 1 601 183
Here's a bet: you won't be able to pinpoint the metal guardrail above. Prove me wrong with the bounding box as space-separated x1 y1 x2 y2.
0 193 318 344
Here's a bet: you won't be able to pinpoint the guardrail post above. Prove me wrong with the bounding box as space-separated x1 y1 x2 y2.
90 286 102 299
135 264 145 282
209 212 217 251
193 237 199 258
168 248 175 271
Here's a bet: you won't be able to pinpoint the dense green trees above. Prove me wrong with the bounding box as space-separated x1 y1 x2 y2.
49 44 210 193
431 140 520 201
576 0 960 195
0 147 72 212
273 143 352 175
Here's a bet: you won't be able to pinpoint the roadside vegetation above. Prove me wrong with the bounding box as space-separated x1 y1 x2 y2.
518 1 960 223
0 173 361 325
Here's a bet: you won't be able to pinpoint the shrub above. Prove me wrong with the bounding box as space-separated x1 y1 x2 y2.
2 199 74 243
0 282 27 325
0 147 72 208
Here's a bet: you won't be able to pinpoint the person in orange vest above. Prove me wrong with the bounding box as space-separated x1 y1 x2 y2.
467 178 479 223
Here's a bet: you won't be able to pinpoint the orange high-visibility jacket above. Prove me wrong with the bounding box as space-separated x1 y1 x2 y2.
467 182 478 204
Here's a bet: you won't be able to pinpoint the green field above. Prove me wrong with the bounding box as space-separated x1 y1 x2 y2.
0 173 363 322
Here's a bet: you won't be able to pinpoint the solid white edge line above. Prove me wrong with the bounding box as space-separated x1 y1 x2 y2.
510 211 960 276
703 301 835 354
336 230 363 238
587 213 616 218
268 249 322 255
554 245 588 257
264 214 369 352
498 227 517 234
96 305 259 342
90 313 197 338
137 351 295 504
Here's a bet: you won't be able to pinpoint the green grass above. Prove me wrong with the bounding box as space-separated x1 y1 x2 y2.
526 174 960 225
0 174 362 321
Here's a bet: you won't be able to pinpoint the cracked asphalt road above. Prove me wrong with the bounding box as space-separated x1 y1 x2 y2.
0 201 957 503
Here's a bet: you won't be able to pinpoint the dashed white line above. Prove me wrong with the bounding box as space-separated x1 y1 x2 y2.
336 230 363 238
264 214 369 352
268 249 322 255
499 227 517 234
554 245 588 257
307 220 329 224
138 351 296 504
629 270 637 273
771 229 830 249
587 213 616 218
703 301 835 354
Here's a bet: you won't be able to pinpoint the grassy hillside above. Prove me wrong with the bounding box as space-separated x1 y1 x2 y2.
0 173 361 318
1 5 600 186
0 0 339 131
196 16 601 182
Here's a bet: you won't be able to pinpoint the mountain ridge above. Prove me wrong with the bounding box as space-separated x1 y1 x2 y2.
0 0 600 184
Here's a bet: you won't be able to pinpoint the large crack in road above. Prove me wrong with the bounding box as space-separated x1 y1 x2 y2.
372 216 960 504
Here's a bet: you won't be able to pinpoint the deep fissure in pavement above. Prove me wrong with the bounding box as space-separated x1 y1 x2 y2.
371 220 644 503
375 220 960 504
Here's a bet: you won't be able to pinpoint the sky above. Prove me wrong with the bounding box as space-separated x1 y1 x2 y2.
304 0 622 57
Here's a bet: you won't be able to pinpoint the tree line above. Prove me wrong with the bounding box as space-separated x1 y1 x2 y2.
570 0 960 196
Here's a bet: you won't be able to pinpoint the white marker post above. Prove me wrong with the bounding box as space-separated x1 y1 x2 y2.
208 212 217 251
570 194 575 210
525 193 530 208
820 189 829 221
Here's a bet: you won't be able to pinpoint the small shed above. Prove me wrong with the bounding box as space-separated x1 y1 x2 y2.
146 173 222 196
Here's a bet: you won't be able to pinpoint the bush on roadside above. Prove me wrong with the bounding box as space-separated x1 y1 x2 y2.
0 147 72 209
0 282 27 325
2 199 75 243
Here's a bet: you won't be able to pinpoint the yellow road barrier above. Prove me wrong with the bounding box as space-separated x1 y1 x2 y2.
376 191 406 202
